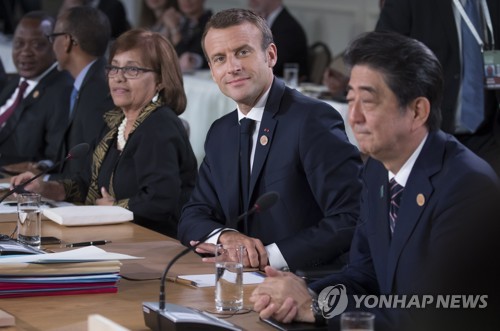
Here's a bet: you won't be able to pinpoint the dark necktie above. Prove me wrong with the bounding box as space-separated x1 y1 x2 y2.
460 0 484 132
389 178 404 234
0 80 28 126
239 118 255 221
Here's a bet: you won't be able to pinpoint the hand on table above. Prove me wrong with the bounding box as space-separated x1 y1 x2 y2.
10 171 41 194
191 231 268 269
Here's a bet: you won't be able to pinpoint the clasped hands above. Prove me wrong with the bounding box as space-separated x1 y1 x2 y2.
250 266 315 324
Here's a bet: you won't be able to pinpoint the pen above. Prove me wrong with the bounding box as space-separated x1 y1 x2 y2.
65 240 111 247
166 276 197 287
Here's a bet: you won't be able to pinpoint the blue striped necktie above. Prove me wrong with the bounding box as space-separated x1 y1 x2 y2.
389 178 404 234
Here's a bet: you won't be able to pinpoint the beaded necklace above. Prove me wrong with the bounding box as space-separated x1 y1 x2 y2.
117 117 127 151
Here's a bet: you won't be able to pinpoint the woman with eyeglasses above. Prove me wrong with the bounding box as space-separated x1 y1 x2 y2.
11 29 198 238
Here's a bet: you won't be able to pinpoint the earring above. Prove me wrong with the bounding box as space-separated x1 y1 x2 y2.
152 91 159 103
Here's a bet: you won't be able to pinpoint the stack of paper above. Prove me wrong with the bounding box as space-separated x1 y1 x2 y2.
0 246 141 298
42 206 134 226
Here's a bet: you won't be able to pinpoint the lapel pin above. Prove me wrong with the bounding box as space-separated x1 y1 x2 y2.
380 185 384 198
416 193 425 206
260 135 268 146
33 90 39 98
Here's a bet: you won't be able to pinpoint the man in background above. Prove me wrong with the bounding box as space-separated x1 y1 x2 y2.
376 0 500 176
48 5 113 179
0 11 71 170
248 0 308 80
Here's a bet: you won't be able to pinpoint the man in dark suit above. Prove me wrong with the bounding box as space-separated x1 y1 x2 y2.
0 11 72 168
376 0 500 176
177 9 362 272
250 31 500 331
248 0 308 80
48 5 113 179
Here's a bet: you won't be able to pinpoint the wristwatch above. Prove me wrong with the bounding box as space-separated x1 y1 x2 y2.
308 288 326 326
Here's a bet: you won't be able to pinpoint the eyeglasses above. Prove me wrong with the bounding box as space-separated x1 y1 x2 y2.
105 65 156 79
46 32 69 43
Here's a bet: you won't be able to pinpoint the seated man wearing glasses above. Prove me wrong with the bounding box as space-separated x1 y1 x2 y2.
47 5 115 179
0 11 72 171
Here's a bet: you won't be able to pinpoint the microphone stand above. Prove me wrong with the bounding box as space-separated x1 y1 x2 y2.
0 143 90 238
143 191 279 331
0 143 90 204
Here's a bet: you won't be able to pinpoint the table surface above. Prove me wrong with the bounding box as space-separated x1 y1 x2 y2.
0 214 273 331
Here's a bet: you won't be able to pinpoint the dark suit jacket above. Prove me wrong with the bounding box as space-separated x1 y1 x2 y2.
54 57 113 179
271 7 309 79
178 78 362 270
375 0 500 136
0 66 73 166
311 131 500 331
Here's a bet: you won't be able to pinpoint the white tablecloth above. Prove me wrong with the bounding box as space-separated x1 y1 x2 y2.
0 36 14 74
180 71 236 165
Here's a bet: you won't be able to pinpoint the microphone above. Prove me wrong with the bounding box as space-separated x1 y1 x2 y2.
0 143 90 204
143 191 280 331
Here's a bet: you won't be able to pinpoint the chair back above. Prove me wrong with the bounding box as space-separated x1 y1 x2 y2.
307 42 332 84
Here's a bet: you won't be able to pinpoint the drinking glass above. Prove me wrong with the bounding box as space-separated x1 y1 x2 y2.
214 244 245 312
17 193 42 248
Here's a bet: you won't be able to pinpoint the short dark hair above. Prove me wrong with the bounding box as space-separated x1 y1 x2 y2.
58 6 110 57
201 8 273 62
109 28 187 115
344 31 443 131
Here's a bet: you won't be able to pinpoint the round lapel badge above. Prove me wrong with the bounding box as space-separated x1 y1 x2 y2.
260 135 268 146
416 193 425 206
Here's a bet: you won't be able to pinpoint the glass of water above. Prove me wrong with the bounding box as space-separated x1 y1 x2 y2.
17 193 42 248
214 244 245 312
340 311 375 331
283 63 299 88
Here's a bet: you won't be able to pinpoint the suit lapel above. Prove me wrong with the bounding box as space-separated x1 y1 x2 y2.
366 162 392 293
0 79 19 144
385 132 443 291
0 75 50 144
248 79 283 208
249 113 276 206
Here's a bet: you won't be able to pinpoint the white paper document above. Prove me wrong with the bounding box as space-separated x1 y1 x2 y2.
178 272 265 287
0 246 142 263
